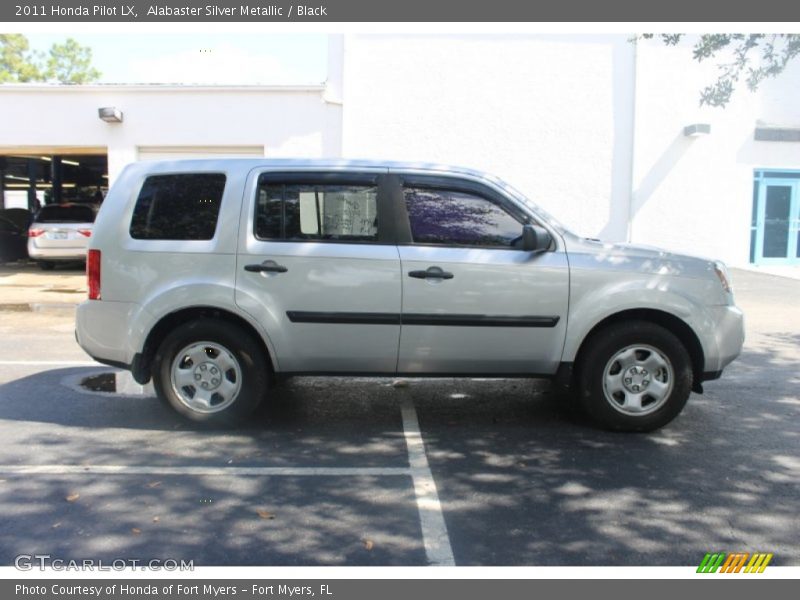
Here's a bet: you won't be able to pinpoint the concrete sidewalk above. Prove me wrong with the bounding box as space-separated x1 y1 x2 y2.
738 264 800 281
0 261 86 307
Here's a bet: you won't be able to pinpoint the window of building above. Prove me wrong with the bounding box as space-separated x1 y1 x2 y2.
752 171 800 265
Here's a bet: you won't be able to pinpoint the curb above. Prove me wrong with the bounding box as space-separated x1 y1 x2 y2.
0 302 78 312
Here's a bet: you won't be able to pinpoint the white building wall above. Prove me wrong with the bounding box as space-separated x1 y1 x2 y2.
1 35 797 268
341 34 636 241
0 85 342 183
630 37 800 266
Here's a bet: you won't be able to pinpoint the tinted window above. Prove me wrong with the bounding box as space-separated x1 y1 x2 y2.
36 204 95 224
130 174 225 240
255 179 378 242
404 187 522 247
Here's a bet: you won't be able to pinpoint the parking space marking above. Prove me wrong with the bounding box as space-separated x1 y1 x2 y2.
0 374 454 566
401 398 456 567
0 465 409 476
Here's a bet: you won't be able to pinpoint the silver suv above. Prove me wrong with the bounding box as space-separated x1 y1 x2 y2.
75 160 744 431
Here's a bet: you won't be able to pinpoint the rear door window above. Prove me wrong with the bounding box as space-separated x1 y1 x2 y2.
255 178 379 242
130 173 226 240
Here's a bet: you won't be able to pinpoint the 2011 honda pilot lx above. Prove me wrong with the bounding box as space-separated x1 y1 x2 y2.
75 159 744 431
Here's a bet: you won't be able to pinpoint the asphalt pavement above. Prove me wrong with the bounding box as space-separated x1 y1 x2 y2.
0 266 797 566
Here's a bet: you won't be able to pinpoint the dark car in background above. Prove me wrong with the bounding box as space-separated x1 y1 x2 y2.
0 209 32 263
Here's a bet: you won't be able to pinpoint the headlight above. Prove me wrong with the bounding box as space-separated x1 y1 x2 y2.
714 261 732 294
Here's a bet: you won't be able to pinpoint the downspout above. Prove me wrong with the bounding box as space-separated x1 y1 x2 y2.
323 34 344 158
626 35 638 243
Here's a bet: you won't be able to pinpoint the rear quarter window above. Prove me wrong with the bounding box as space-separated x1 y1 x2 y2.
130 173 226 240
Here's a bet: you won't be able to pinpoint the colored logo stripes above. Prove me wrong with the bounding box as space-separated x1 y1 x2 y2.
697 552 773 573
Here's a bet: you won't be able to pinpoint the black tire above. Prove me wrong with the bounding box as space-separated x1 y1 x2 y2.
152 319 270 426
577 321 692 432
38 261 55 270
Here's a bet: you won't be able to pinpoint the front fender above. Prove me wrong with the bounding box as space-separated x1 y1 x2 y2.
562 273 715 364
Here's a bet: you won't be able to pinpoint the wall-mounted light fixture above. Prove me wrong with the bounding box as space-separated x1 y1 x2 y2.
98 107 123 123
683 123 711 137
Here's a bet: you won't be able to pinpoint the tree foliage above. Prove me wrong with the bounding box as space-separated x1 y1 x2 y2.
46 38 101 83
643 34 800 107
0 34 42 82
0 34 100 84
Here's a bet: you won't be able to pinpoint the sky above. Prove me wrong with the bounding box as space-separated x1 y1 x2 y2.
24 33 329 85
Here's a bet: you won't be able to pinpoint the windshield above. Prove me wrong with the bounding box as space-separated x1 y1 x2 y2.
487 174 571 235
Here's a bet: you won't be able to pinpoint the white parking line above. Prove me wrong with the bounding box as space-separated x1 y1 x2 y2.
0 379 456 565
401 398 456 566
0 465 408 476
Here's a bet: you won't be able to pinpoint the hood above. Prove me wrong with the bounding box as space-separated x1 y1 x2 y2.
563 234 718 279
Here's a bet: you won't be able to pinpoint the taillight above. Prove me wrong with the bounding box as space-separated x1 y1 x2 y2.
77 229 92 238
28 228 44 238
87 249 101 300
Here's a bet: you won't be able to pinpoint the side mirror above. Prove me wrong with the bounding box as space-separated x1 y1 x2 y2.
521 224 552 253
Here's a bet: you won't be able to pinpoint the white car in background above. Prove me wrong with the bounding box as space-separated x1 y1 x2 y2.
27 203 97 269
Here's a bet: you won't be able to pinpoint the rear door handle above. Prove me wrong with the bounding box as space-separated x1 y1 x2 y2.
408 266 454 280
244 260 288 273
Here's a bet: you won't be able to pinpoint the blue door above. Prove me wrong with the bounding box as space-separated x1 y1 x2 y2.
753 173 800 265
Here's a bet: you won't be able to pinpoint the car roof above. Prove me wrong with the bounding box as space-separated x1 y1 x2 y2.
132 158 501 181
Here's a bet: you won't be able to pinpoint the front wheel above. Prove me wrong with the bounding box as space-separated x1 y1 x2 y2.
153 319 269 426
577 321 693 432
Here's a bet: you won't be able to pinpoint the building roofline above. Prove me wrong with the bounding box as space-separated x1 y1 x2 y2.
0 83 326 93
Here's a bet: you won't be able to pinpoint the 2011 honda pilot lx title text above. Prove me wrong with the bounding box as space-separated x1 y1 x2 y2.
75 160 744 431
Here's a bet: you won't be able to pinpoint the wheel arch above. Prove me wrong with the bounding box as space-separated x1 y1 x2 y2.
572 308 705 392
133 305 277 384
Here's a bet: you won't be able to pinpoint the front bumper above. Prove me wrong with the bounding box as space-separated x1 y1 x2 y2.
705 305 745 373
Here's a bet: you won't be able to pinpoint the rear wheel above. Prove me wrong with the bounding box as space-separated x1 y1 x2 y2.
577 321 692 432
153 319 269 426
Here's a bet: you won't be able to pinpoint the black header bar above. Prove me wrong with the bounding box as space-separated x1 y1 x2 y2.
3 578 798 600
2 1 800 22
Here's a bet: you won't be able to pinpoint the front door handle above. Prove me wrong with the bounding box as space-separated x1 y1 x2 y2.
244 260 288 273
408 266 454 280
